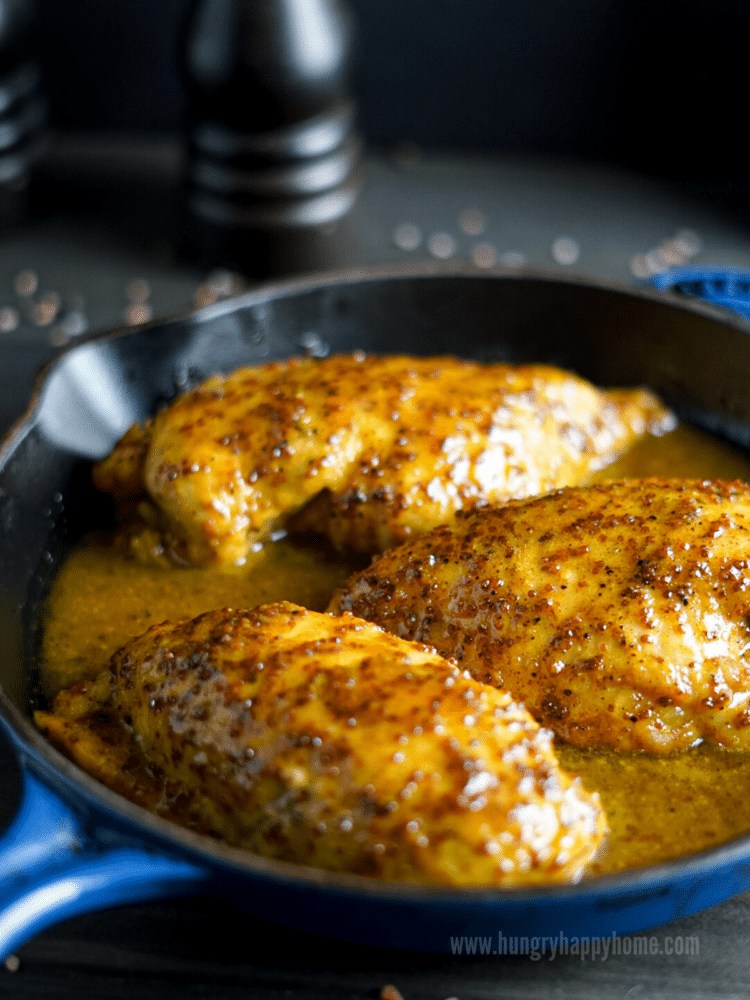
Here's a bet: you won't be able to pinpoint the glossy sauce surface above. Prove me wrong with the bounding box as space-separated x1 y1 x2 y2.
39 423 750 875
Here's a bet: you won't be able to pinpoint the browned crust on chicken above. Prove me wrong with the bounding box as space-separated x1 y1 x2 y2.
330 479 750 753
36 602 606 885
92 353 674 566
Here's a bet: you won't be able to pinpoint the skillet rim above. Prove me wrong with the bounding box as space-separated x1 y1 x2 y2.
3 258 750 906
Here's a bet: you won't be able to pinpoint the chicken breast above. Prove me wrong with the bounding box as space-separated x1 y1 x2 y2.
329 479 750 754
92 353 673 566
36 602 606 886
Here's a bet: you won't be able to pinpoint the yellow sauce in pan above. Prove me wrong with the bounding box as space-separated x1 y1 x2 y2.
38 422 750 876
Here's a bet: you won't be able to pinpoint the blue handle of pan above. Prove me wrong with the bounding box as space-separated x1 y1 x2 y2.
0 761 211 960
646 266 750 321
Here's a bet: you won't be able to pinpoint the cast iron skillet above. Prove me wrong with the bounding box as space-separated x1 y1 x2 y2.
2 261 750 958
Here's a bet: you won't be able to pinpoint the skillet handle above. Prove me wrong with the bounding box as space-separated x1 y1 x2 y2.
646 266 750 321
0 764 211 960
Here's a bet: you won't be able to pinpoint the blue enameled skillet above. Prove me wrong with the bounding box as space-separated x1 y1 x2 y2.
2 261 750 957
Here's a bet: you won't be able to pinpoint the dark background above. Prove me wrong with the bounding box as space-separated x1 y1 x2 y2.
29 0 750 185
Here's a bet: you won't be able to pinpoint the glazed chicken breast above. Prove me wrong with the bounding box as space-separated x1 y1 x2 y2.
92 353 673 566
330 479 750 754
36 602 606 886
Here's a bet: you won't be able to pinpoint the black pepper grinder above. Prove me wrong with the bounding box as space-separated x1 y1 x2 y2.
0 0 48 229
181 0 362 277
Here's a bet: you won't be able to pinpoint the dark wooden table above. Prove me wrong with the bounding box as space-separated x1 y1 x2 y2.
3 135 750 997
